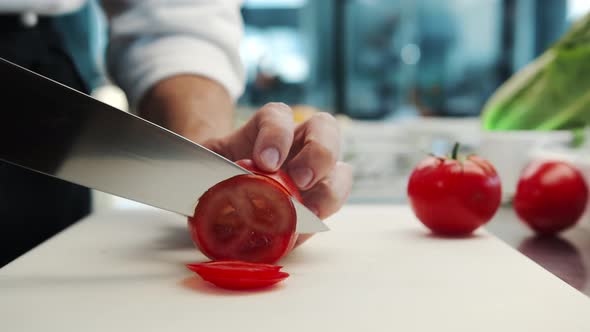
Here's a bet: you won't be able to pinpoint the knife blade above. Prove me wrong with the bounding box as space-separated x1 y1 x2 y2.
0 57 328 233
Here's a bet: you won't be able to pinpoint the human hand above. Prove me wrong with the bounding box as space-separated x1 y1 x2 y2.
203 102 353 221
140 76 352 243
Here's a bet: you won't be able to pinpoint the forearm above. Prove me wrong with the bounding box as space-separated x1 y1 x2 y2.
103 0 245 132
138 75 234 144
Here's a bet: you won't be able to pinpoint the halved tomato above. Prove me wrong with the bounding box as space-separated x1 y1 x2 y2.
188 174 297 264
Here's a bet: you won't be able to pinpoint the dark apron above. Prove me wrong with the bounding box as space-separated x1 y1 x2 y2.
0 14 91 267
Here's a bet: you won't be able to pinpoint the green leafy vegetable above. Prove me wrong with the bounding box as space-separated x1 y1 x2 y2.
481 12 590 134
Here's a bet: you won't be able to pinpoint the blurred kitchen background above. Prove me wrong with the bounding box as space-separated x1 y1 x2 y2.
94 0 590 208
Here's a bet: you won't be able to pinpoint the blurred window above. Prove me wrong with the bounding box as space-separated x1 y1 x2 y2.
238 0 587 120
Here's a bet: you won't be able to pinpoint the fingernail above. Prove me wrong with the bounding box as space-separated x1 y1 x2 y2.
290 167 313 189
261 147 280 169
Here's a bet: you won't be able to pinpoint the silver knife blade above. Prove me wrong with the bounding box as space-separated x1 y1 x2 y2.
0 57 328 233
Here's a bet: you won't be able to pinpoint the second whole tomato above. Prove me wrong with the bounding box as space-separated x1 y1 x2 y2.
513 160 589 235
407 143 502 236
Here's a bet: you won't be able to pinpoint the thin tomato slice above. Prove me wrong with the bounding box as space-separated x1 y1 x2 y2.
188 260 282 271
188 174 297 264
200 271 290 290
186 260 282 278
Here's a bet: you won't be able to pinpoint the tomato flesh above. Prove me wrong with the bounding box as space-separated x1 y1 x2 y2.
188 174 297 263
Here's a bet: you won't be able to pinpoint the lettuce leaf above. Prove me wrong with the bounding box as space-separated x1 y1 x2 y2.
481 12 590 133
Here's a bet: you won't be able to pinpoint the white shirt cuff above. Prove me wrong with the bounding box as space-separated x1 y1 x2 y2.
109 35 245 112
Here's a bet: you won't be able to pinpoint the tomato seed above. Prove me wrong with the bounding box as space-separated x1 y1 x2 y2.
243 232 272 251
213 223 237 242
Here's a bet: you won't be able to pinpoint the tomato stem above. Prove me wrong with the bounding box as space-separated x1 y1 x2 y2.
451 142 460 160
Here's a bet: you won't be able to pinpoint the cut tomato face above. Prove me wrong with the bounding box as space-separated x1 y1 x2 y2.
199 271 290 290
188 174 297 264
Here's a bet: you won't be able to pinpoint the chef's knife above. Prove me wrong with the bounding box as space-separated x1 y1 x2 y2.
0 57 327 233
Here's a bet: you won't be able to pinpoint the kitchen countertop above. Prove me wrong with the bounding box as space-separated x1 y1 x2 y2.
1 203 589 331
486 205 590 297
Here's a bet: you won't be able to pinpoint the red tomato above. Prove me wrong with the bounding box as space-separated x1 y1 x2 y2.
236 159 318 247
513 160 589 235
188 174 297 263
188 159 305 264
186 260 289 290
407 143 502 236
186 260 282 278
235 159 303 203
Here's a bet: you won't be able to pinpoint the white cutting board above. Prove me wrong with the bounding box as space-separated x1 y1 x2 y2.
1 204 590 331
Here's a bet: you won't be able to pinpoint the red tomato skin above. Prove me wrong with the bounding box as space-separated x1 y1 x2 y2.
514 160 589 235
407 155 502 236
186 260 284 279
235 159 303 203
199 271 290 290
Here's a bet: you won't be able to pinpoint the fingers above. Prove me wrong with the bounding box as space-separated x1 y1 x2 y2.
203 105 353 243
251 103 294 172
301 161 353 220
203 103 295 171
287 113 340 190
295 162 352 248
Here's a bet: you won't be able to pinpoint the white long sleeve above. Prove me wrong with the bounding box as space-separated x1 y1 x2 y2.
103 0 246 112
0 0 86 14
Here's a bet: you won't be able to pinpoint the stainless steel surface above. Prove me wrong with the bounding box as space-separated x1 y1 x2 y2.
0 57 327 233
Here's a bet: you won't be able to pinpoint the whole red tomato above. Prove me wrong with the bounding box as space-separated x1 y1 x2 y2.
187 159 302 264
513 160 589 235
407 143 502 236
